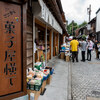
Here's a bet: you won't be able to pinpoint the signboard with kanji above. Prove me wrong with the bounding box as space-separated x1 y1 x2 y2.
0 1 26 99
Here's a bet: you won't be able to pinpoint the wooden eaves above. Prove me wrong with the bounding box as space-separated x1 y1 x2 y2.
43 0 68 36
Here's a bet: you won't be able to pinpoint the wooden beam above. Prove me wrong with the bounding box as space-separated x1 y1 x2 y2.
49 29 53 59
45 25 47 65
33 16 35 69
53 33 56 56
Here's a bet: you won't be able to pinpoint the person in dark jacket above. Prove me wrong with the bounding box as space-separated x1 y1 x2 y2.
97 41 100 59
94 40 98 59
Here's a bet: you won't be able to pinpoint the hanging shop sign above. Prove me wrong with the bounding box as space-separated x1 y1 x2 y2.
0 1 26 99
39 0 62 34
87 24 91 30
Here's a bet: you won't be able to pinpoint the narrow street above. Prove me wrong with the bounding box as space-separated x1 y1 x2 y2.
71 50 100 100
38 50 100 100
38 57 69 100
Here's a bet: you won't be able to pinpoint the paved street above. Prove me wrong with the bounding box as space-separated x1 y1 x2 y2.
71 49 100 100
38 57 69 100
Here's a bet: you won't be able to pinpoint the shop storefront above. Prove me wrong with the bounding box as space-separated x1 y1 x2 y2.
0 0 68 100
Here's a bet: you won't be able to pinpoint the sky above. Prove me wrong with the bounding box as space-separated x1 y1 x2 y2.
61 0 100 25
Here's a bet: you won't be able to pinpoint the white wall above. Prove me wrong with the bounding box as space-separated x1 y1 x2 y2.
96 10 100 32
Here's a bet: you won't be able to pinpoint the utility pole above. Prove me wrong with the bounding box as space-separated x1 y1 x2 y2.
72 20 74 36
87 5 91 22
87 5 91 37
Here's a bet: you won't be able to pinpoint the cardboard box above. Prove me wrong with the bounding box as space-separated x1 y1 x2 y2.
41 80 46 93
46 75 52 85
38 50 43 61
66 55 70 62
60 52 65 59
27 89 41 100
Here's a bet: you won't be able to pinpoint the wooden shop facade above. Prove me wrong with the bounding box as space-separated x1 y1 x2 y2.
0 0 68 99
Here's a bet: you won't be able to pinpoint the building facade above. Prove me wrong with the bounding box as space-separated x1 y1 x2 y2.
0 0 68 99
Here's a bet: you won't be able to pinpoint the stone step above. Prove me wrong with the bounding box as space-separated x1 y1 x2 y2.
87 97 100 100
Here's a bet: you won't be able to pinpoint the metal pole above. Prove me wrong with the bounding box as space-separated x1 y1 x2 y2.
72 20 74 36
87 4 91 22
89 5 91 22
33 16 35 70
45 24 47 66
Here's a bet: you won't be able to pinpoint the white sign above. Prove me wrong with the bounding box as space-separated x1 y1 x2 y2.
39 0 62 34
87 24 91 30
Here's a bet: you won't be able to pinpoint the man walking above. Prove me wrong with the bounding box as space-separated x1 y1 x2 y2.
70 37 79 62
87 38 94 61
80 38 87 62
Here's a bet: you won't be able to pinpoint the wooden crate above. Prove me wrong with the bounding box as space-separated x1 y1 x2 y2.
65 55 70 62
27 89 41 100
41 80 46 93
60 52 65 59
46 75 52 85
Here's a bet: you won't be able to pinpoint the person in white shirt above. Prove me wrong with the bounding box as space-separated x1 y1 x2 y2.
86 38 94 61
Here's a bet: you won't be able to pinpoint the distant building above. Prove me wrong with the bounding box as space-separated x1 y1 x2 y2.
75 17 96 40
96 8 100 41
75 25 87 39
88 17 96 39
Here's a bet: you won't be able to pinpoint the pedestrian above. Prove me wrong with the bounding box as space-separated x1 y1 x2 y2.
97 42 100 59
94 40 98 59
86 38 94 61
70 37 79 62
80 38 87 62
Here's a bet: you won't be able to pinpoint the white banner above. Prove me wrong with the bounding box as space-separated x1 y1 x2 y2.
39 0 62 34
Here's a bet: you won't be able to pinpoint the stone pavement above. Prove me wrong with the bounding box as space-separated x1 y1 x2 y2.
71 50 100 100
38 57 69 100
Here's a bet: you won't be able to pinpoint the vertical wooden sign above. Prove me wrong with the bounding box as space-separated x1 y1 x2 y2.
0 1 26 99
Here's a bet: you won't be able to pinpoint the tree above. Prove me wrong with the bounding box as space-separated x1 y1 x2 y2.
67 21 79 36
67 21 87 36
79 21 87 28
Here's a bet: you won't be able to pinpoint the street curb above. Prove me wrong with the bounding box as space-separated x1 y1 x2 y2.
67 61 72 100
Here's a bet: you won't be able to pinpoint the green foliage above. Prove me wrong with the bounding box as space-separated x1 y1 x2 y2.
67 21 87 36
82 34 86 40
79 21 87 28
67 21 79 36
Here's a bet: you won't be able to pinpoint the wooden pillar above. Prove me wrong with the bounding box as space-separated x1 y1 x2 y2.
49 29 53 59
56 33 59 55
33 16 35 69
53 33 56 56
58 33 60 54
51 30 53 58
63 35 65 43
45 25 47 65
22 3 27 94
